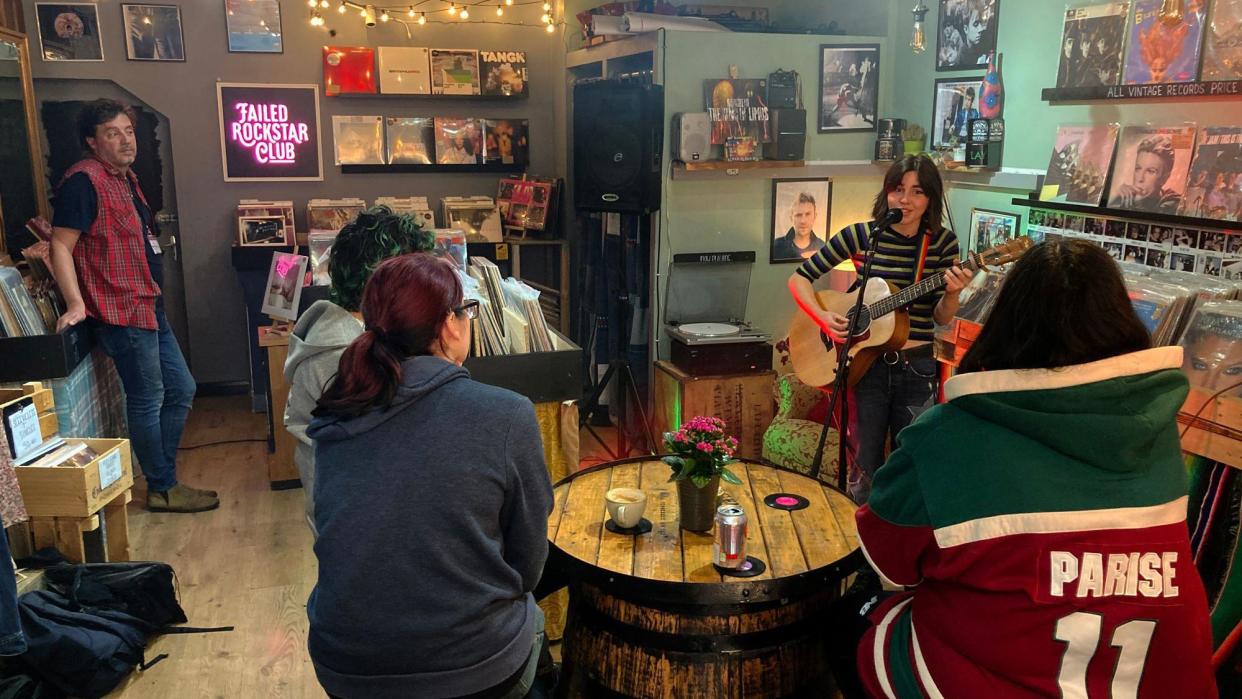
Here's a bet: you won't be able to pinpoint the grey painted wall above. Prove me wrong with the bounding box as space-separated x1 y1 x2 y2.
25 0 567 384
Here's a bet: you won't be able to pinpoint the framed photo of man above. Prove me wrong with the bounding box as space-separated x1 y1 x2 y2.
937 0 1000 71
931 76 984 149
771 178 832 263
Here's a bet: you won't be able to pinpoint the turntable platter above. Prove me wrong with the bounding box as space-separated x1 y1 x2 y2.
678 322 741 337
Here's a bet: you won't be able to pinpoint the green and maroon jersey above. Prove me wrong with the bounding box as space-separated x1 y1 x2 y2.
856 347 1215 698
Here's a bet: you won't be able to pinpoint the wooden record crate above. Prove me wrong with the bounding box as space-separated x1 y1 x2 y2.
15 438 134 518
651 360 775 461
1178 387 1242 470
0 382 57 439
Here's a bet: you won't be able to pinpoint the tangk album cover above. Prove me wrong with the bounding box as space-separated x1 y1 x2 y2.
480 50 527 97
1182 126 1242 222
1107 124 1197 215
1042 123 1120 207
1056 2 1130 88
1123 0 1206 85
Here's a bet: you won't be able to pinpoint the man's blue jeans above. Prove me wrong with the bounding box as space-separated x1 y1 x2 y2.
93 309 195 493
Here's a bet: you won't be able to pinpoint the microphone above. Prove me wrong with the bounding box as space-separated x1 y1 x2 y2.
875 208 904 229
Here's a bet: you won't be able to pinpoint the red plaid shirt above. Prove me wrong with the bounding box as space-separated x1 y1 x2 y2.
60 158 160 329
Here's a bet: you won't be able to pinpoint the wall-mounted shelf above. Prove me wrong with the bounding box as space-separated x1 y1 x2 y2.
670 159 887 181
1041 79 1242 103
340 163 527 174
942 167 1042 191
327 92 529 101
1011 197 1242 233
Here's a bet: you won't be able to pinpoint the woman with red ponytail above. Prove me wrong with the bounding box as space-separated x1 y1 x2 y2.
306 254 554 699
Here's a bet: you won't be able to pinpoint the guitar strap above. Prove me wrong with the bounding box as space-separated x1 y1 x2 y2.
913 228 933 284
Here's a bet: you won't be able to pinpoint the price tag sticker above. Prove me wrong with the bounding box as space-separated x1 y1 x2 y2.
98 449 122 491
4 400 42 463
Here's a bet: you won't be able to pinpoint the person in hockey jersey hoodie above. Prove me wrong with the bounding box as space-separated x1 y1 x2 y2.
839 239 1215 698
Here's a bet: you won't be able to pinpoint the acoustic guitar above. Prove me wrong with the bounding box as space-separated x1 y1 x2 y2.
788 237 1032 388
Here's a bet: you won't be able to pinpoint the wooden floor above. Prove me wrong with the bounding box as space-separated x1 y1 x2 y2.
110 395 319 698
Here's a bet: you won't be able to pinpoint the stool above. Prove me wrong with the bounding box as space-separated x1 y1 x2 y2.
29 490 132 564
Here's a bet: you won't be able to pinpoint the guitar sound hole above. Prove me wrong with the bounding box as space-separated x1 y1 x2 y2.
847 308 872 335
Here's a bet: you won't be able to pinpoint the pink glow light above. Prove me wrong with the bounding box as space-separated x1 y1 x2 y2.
229 102 310 165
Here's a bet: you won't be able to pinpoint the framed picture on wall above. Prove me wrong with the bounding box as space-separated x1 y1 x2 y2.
969 208 1020 254
35 3 104 61
224 0 282 54
818 44 880 133
937 0 1000 71
121 4 184 61
217 82 324 182
770 178 832 263
931 76 984 149
238 215 289 247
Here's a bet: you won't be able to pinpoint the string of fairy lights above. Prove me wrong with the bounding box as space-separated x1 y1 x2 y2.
305 0 562 33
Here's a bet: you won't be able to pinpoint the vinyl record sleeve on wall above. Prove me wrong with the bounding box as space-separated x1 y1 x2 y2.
323 46 377 96
1055 2 1130 89
378 46 431 95
1107 124 1197 216
430 49 480 95
1122 0 1205 85
332 115 384 165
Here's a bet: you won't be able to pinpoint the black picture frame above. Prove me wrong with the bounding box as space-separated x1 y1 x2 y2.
936 0 1000 71
770 177 833 263
121 4 185 62
818 43 881 134
224 0 282 54
35 2 104 62
931 75 984 149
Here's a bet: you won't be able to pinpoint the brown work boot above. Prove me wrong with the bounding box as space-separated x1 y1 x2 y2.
147 483 220 513
181 483 218 498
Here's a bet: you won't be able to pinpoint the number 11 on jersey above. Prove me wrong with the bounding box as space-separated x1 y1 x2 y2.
1054 612 1157 699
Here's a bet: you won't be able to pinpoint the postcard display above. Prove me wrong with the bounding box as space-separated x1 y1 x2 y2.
323 46 531 169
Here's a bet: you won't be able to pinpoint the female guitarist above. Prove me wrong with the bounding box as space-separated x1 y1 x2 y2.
786 154 973 504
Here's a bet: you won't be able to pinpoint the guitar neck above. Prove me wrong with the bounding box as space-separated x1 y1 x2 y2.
867 257 979 320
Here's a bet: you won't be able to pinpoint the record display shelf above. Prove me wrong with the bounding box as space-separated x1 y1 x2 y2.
332 93 529 102
0 322 93 382
340 163 528 174
1041 79 1242 103
1010 197 1242 234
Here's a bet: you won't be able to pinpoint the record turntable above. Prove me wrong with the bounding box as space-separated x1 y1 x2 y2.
664 251 772 376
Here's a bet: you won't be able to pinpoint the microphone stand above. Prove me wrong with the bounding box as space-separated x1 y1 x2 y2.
809 221 888 493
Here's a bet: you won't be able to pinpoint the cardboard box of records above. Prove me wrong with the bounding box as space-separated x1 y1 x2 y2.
1 383 133 518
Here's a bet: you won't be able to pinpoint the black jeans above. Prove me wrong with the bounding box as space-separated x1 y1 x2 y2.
848 354 938 503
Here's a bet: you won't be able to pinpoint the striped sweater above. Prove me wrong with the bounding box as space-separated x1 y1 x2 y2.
795 223 959 342
856 347 1215 698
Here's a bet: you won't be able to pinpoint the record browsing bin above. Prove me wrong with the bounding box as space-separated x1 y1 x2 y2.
15 438 133 519
0 322 92 383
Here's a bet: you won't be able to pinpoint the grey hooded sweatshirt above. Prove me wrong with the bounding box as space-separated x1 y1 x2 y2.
305 355 552 699
283 300 363 531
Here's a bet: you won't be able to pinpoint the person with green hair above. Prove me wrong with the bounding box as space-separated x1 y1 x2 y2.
284 205 432 533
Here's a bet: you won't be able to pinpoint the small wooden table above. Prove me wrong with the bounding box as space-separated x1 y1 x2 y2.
258 326 300 488
548 457 862 698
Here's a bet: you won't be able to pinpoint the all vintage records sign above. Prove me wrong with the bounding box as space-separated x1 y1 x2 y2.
217 82 323 182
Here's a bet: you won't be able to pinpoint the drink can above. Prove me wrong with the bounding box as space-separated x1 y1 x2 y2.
713 505 747 568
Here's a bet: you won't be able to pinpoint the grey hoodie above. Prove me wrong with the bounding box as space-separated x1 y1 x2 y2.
305 355 552 699
283 300 363 532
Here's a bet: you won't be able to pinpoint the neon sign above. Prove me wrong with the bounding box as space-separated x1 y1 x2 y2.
230 103 310 165
218 83 323 182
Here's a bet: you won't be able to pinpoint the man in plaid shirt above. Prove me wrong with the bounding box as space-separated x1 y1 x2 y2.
49 100 218 513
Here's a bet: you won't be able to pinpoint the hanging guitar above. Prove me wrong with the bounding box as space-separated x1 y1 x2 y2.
788 236 1033 388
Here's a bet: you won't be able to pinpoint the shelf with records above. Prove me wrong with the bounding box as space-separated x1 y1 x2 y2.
1046 0 1242 102
1012 197 1242 234
332 116 530 170
325 47 530 99
1034 121 1242 226
0 248 93 381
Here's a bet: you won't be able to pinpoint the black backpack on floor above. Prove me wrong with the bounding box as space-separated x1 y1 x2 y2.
15 562 230 698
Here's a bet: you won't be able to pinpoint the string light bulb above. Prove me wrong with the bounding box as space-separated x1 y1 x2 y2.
546 22 555 32
540 12 550 23
308 0 317 7
506 0 513 4
310 11 325 26
319 0 329 8
459 7 469 19
496 5 503 15
380 9 390 21
542 2 551 9
448 3 457 15
408 6 416 17
338 1 347 12
910 2 929 54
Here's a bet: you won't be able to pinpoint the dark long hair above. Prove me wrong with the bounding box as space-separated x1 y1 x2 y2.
871 154 949 234
313 254 462 420
958 240 1151 373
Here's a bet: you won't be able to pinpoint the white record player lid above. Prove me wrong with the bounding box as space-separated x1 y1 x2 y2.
678 322 741 337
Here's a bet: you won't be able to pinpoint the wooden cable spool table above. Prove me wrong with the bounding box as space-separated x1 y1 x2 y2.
547 457 863 698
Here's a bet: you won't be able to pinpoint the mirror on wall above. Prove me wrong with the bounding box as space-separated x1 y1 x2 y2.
0 29 48 256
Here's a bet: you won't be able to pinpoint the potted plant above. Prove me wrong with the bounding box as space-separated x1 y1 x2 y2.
902 123 925 156
662 416 742 531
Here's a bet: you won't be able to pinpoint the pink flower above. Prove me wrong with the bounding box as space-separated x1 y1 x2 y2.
697 441 713 453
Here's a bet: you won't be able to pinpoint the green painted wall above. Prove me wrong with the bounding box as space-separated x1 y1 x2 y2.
888 2 1241 244
656 30 893 354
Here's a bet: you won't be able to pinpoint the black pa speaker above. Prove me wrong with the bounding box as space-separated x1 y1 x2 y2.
573 81 663 213
763 108 806 161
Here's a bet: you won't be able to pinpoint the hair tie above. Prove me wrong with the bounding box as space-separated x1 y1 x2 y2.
367 327 389 344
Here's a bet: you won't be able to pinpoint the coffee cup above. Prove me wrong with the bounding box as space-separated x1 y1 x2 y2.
605 488 647 529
